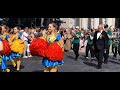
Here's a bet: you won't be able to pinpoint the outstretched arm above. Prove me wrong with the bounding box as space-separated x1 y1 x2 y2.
0 41 3 51
7 38 12 45
58 38 64 51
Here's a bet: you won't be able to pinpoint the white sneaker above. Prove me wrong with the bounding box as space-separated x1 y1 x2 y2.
23 56 28 58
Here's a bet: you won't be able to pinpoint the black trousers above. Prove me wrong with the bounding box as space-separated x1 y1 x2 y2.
108 45 110 55
104 46 109 63
73 43 79 58
112 45 115 54
95 49 104 68
118 46 120 55
86 44 94 58
112 46 120 57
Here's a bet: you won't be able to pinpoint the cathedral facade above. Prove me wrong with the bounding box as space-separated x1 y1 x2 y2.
60 18 118 29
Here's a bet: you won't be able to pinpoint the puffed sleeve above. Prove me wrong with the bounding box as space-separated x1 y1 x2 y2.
18 33 22 38
0 38 2 41
56 34 61 41
6 35 10 39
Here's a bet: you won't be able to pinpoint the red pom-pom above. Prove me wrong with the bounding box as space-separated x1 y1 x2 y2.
0 40 11 56
30 38 47 57
45 43 64 61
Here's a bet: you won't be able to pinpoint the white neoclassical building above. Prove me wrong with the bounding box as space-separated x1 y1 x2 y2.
60 18 116 29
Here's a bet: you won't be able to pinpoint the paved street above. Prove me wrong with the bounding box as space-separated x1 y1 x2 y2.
6 47 120 72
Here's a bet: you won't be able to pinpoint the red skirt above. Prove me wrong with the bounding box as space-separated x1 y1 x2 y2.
45 42 64 61
0 40 11 56
30 38 47 57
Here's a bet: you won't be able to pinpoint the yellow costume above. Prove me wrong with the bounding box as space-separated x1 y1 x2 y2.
11 33 25 54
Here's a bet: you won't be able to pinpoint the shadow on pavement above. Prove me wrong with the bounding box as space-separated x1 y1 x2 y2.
109 60 120 65
110 57 117 60
32 70 43 72
83 61 97 68
7 65 24 70
80 56 86 61
67 56 75 60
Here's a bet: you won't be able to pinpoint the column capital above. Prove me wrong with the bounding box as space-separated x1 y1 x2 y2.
93 18 99 29
81 18 88 29
106 18 115 29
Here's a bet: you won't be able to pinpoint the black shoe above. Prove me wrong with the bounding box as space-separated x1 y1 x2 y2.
91 59 94 62
103 60 108 64
104 62 108 64
10 70 14 72
104 61 108 64
97 66 102 69
75 55 79 60
113 55 116 58
75 57 78 60
14 65 17 69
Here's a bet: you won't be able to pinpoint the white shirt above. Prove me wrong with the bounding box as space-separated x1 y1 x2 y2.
81 33 84 37
22 32 28 41
112 32 118 38
97 30 103 39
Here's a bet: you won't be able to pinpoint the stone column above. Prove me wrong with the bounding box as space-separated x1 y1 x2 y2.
112 18 116 29
79 18 82 29
93 18 99 29
102 18 106 25
106 18 113 27
91 18 94 29
81 18 88 29
69 18 76 28
106 18 116 29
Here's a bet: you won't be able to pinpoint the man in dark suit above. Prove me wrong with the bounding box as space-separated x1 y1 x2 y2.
93 25 109 69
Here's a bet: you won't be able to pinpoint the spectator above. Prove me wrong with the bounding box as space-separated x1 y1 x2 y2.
22 27 29 58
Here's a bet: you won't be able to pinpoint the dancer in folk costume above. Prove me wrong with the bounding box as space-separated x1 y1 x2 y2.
30 23 64 72
0 35 3 70
0 25 16 72
42 23 64 72
9 28 14 42
11 26 25 72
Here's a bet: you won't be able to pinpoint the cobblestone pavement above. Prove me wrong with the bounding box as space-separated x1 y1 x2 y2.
6 47 120 72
